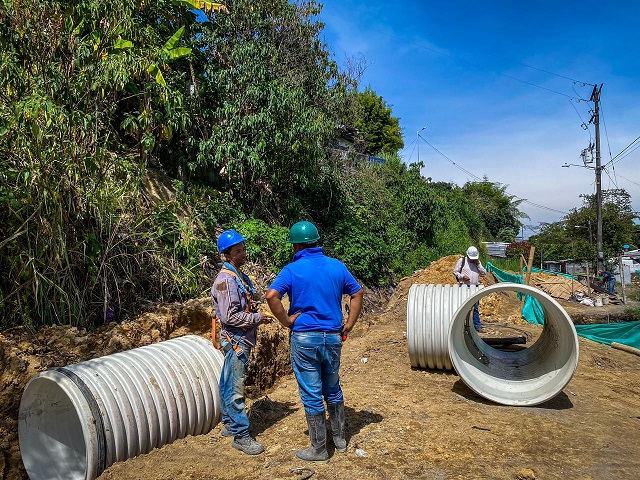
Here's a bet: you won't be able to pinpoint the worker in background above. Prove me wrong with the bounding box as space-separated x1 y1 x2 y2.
266 221 363 463
212 229 272 455
599 270 616 295
453 246 486 331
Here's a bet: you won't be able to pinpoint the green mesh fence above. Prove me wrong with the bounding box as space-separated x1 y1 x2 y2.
485 262 545 325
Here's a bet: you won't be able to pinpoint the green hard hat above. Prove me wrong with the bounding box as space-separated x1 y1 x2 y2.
287 221 320 244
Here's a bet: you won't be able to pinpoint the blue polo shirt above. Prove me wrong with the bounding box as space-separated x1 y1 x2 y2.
269 247 361 332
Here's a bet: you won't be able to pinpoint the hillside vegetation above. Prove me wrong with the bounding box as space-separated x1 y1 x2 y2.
0 0 574 330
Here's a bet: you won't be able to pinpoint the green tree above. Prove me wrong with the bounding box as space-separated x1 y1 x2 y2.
353 86 404 155
186 0 355 221
0 0 222 327
529 188 638 266
462 178 528 241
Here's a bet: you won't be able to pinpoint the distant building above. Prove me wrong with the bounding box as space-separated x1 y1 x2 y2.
331 127 386 166
482 242 510 258
619 249 640 284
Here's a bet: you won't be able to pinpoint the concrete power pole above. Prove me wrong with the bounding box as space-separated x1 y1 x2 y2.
590 84 604 272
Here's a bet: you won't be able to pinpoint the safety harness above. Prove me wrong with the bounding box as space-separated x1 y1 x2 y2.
454 256 466 283
216 262 257 366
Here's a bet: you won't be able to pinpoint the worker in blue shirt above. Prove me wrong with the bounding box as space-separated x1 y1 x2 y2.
266 221 363 463
599 270 616 295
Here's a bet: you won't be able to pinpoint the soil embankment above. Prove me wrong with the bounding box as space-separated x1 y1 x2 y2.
2 257 640 479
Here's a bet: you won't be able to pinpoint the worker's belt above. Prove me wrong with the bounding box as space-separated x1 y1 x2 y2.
222 330 249 366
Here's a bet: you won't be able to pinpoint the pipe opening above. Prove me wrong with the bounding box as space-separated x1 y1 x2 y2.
449 283 579 406
18 335 224 480
19 375 94 480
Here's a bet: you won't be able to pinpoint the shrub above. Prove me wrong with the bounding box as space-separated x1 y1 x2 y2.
505 241 532 259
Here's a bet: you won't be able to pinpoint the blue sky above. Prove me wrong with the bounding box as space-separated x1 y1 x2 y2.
318 1 640 235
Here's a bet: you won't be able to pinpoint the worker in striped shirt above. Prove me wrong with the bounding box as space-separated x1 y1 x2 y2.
453 246 486 331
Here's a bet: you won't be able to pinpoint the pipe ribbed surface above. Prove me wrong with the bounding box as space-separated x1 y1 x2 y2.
18 335 224 480
407 284 483 370
448 283 579 406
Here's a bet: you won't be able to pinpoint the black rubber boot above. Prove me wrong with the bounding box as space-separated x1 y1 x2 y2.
295 412 329 463
327 401 347 453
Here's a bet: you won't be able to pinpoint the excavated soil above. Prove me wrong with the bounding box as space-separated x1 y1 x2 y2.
2 257 640 479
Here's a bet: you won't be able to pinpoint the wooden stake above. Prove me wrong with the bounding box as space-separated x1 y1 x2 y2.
525 246 536 285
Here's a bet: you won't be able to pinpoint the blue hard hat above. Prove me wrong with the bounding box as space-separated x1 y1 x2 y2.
217 229 247 253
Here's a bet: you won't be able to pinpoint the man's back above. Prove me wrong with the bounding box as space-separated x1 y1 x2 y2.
269 247 360 332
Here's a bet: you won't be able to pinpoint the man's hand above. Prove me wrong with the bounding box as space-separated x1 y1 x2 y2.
287 311 302 326
266 289 299 328
260 313 275 324
463 275 470 281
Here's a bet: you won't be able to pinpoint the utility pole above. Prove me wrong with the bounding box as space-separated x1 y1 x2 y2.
590 84 604 272
417 126 426 163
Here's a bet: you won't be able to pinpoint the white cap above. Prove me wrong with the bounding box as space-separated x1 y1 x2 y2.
466 246 479 260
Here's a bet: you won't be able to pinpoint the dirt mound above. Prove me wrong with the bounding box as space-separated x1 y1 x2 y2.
385 255 523 327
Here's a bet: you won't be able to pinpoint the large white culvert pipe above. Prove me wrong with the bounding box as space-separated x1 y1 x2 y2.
407 283 483 370
448 283 579 406
18 335 224 480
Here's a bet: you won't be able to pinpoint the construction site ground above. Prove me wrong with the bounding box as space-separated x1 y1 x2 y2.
2 256 640 480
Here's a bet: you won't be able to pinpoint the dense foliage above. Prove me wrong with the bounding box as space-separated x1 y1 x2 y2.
353 87 404 155
528 189 638 269
0 0 547 329
462 178 528 242
505 241 533 259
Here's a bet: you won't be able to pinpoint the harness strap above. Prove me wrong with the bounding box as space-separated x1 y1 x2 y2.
220 265 255 313
223 331 250 366
455 256 467 283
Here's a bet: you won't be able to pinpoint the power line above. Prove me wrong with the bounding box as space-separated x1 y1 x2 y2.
420 137 569 215
379 32 589 101
604 134 640 167
616 173 640 188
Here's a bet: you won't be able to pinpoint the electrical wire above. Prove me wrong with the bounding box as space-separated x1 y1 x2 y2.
407 136 418 162
602 167 619 190
420 137 569 215
379 32 588 101
569 98 592 143
600 101 614 162
616 173 640 188
400 136 417 154
603 134 640 167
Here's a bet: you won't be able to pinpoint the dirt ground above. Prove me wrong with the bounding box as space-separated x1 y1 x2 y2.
3 256 640 479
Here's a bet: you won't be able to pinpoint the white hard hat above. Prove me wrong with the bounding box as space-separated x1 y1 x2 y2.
466 246 479 260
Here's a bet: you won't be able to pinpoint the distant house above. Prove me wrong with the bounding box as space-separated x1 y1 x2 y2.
619 249 640 284
331 127 385 165
482 242 510 258
543 259 578 274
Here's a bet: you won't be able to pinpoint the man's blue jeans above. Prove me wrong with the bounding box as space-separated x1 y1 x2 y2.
219 338 251 439
290 331 343 416
608 278 616 294
473 302 482 330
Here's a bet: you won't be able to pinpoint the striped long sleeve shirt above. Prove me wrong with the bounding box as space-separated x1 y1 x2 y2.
211 270 262 346
453 256 486 286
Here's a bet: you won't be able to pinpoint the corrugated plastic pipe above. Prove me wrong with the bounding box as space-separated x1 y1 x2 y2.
407 284 483 369
448 283 579 406
18 335 224 480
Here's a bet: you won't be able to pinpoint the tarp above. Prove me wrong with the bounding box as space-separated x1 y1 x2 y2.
574 320 640 350
485 262 545 325
529 267 578 280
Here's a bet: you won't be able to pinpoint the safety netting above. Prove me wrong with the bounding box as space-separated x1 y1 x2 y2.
485 262 545 325
574 321 640 350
